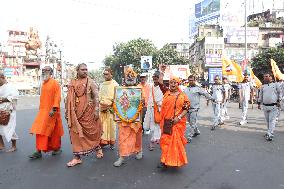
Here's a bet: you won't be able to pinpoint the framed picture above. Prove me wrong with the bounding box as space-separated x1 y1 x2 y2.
140 56 152 70
113 86 142 122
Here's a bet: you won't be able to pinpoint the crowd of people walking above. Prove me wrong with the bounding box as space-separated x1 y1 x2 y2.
0 64 282 169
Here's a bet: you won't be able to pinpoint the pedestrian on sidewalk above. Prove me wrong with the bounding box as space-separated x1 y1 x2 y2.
238 73 254 125
183 75 213 142
258 72 282 141
0 71 19 152
210 75 225 130
29 66 64 159
65 63 103 167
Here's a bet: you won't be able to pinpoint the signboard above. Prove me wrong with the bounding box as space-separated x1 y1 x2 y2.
159 65 191 80
140 56 152 70
226 27 259 44
208 67 222 83
4 67 19 77
205 54 222 67
195 0 220 24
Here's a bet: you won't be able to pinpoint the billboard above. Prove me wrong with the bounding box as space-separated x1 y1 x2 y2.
190 0 220 37
159 65 191 80
208 67 222 83
140 56 152 70
195 0 220 24
226 27 259 44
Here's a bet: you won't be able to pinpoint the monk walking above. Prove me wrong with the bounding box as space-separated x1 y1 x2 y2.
65 63 103 167
99 68 118 149
29 66 64 159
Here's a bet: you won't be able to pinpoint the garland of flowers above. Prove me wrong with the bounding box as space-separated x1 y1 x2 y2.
113 100 143 123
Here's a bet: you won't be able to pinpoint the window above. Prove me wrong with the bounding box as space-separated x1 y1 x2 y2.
207 32 211 37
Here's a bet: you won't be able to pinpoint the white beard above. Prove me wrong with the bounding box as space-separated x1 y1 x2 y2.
42 74 50 81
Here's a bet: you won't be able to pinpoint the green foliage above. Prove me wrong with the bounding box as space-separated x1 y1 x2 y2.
103 38 190 84
89 68 104 85
251 48 284 80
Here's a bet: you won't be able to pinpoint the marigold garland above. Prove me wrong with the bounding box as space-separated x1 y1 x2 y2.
113 100 143 123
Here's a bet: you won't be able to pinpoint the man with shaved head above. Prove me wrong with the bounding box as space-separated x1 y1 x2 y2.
29 66 64 159
0 71 19 152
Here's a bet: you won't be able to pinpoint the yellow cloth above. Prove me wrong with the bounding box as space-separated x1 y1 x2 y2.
248 67 262 88
271 59 284 80
99 80 119 145
222 58 243 82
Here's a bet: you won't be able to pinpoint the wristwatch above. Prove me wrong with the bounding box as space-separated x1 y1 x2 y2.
177 115 182 120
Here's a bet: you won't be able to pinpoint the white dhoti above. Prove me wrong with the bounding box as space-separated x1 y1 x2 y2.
0 83 19 142
144 106 161 142
0 111 18 142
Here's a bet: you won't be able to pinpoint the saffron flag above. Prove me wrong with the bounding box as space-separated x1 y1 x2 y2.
222 58 244 82
271 59 284 80
248 67 262 88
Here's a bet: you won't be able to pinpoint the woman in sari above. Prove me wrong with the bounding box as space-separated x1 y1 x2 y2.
158 76 190 168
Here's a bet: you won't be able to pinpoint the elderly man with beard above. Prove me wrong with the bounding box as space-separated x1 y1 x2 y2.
29 66 64 159
65 63 103 167
113 67 143 167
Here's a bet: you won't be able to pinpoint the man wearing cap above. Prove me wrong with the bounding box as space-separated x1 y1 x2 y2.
184 75 213 142
137 73 150 134
238 73 254 125
258 72 282 141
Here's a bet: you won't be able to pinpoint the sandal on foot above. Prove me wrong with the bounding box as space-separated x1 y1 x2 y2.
29 151 42 159
67 159 82 167
96 149 104 159
6 147 17 153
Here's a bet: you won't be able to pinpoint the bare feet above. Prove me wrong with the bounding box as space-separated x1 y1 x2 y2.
67 158 82 167
6 147 17 153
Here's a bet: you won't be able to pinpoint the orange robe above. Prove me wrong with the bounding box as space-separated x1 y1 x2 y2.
66 78 102 156
160 91 190 167
30 78 64 152
118 122 142 157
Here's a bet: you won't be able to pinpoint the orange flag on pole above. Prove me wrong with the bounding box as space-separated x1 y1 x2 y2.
271 59 284 80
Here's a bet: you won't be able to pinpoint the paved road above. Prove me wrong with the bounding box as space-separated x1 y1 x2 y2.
0 96 284 189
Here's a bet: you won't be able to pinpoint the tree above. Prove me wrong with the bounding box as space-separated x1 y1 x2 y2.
251 48 284 80
103 39 191 84
89 68 104 85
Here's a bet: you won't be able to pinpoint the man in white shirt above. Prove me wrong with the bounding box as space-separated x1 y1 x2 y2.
210 75 225 130
258 72 282 141
238 73 254 125
221 76 231 121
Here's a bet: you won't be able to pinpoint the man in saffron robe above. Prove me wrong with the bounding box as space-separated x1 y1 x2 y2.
65 63 103 167
99 68 118 149
113 67 143 167
158 76 190 168
29 66 64 159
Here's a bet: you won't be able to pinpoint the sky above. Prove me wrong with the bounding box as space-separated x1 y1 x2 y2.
0 0 192 69
0 0 282 70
